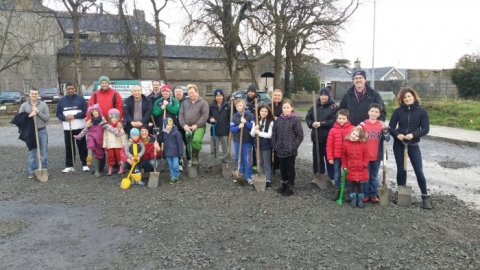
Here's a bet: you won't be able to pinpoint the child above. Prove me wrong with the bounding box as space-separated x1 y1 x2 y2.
341 127 369 208
271 99 304 196
250 104 274 187
75 104 121 177
305 87 338 184
230 98 254 184
103 108 127 176
326 109 354 200
123 128 146 186
358 103 390 203
159 118 184 184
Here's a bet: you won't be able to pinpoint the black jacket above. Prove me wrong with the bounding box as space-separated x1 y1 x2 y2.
305 99 338 143
124 95 153 133
339 85 386 126
272 113 304 158
208 100 231 136
389 101 429 144
159 126 184 157
11 112 36 150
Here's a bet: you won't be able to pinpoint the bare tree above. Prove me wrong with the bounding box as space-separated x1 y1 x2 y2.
150 0 169 81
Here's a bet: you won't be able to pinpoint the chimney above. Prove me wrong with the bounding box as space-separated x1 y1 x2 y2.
15 0 34 10
354 58 361 69
133 9 145 21
99 3 103 14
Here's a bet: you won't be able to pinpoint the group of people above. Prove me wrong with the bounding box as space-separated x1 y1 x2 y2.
14 70 432 208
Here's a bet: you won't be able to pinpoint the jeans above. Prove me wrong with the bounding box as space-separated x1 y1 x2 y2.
28 128 48 173
165 156 180 178
312 142 334 179
259 149 272 181
333 158 351 189
393 139 428 195
233 141 253 179
363 160 381 197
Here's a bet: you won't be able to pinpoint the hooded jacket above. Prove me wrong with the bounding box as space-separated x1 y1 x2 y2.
326 122 354 160
160 126 184 157
305 98 338 143
271 112 304 158
208 99 231 136
341 139 370 182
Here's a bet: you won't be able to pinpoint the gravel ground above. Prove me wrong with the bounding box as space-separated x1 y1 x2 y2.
1 123 480 269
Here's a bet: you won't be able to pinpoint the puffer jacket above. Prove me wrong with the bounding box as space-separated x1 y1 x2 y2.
271 112 303 158
389 101 429 145
341 139 369 182
102 125 126 149
305 99 338 143
208 100 231 136
326 122 354 160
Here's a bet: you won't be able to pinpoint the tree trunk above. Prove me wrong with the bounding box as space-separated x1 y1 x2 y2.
72 10 82 94
154 11 166 81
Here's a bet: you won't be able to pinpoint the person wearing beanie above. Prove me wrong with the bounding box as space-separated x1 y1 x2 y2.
124 85 152 138
306 87 338 187
152 84 180 133
122 128 146 186
103 108 127 176
244 84 263 171
339 69 385 126
159 117 183 183
208 88 230 161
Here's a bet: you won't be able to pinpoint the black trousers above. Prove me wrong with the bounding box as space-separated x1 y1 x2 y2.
279 155 296 186
272 151 280 171
63 129 88 167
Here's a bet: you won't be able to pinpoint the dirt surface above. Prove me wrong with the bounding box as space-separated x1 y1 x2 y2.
1 123 480 269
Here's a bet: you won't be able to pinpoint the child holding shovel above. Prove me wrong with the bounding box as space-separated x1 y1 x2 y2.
250 104 274 187
103 109 126 176
159 118 183 184
230 98 255 184
122 128 146 186
271 99 304 196
341 126 369 208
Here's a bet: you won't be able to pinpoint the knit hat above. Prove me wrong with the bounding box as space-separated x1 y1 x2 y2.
98 76 110 83
130 128 140 137
108 108 120 119
318 87 331 97
163 117 174 128
247 84 257 93
87 104 103 117
213 88 224 97
352 70 367 80
160 84 171 92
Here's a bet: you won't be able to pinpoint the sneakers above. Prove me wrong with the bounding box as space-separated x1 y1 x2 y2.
169 177 176 184
310 179 316 184
62 167 74 173
83 166 90 172
362 196 370 203
247 178 253 185
28 173 35 179
266 181 272 188
136 181 146 186
86 155 93 166
370 197 379 203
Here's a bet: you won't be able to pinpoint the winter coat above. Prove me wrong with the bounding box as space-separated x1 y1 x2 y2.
230 110 254 143
272 112 304 158
208 100 231 137
305 99 338 143
124 94 153 132
10 112 36 150
341 139 369 182
326 122 354 160
152 96 180 129
87 88 123 121
140 136 162 161
56 93 87 131
339 84 385 126
246 94 264 114
250 119 273 151
124 140 145 159
272 101 283 118
102 124 126 149
159 126 184 158
389 101 429 145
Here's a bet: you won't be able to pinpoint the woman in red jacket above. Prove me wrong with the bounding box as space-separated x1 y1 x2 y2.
342 126 369 208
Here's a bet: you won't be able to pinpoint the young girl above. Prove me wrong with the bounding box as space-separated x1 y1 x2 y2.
230 98 254 184
103 108 126 176
250 104 274 187
326 109 354 200
122 128 146 186
159 118 184 184
271 100 304 196
341 126 369 208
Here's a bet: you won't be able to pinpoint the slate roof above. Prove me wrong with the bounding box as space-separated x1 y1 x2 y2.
316 64 405 82
58 42 228 60
0 0 53 12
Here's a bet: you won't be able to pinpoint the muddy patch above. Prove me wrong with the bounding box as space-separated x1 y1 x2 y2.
438 160 473 169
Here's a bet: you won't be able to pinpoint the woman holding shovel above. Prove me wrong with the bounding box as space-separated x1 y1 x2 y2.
389 87 432 209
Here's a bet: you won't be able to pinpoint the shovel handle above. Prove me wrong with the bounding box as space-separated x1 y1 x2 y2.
403 142 409 171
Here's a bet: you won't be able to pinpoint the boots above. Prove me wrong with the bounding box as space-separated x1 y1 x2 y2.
107 166 113 176
117 166 125 175
344 188 351 202
349 192 357 208
422 195 433 209
93 159 101 178
277 182 287 193
331 188 340 201
357 193 365 208
192 150 199 165
283 185 294 197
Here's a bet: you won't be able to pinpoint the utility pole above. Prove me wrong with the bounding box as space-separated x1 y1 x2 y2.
371 0 376 89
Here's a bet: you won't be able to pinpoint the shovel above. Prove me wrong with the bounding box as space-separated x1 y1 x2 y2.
222 101 234 178
148 127 160 188
311 91 327 190
120 160 138 190
336 169 348 206
186 132 197 178
234 110 246 185
33 116 48 182
378 132 389 206
206 122 222 174
252 99 266 191
397 140 412 206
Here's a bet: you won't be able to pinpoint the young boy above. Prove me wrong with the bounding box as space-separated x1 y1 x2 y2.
358 103 390 203
230 98 254 184
326 109 354 201
123 128 145 186
159 118 183 184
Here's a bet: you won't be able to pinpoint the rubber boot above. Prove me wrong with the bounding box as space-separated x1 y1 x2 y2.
331 188 340 201
93 159 101 178
344 188 351 203
277 182 287 193
283 185 294 197
357 193 365 208
349 192 357 208
107 166 113 176
192 150 199 165
422 195 433 209
117 166 125 175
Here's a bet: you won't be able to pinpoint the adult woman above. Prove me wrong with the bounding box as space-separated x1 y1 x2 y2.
139 125 161 173
389 87 432 209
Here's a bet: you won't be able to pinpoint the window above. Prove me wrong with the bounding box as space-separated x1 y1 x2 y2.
63 33 88 41
23 79 32 94
198 62 206 70
213 62 222 71
145 60 157 70
110 59 119 69
181 61 190 70
90 58 100 68
206 84 213 96
165 61 173 70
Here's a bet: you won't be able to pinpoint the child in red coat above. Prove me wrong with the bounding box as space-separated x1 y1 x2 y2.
342 126 369 208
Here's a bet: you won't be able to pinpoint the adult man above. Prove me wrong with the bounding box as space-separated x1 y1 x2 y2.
174 86 189 168
208 88 230 162
152 84 180 132
179 84 209 165
340 70 385 126
19 88 50 179
56 83 89 172
148 79 163 105
271 89 283 119
124 85 152 137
